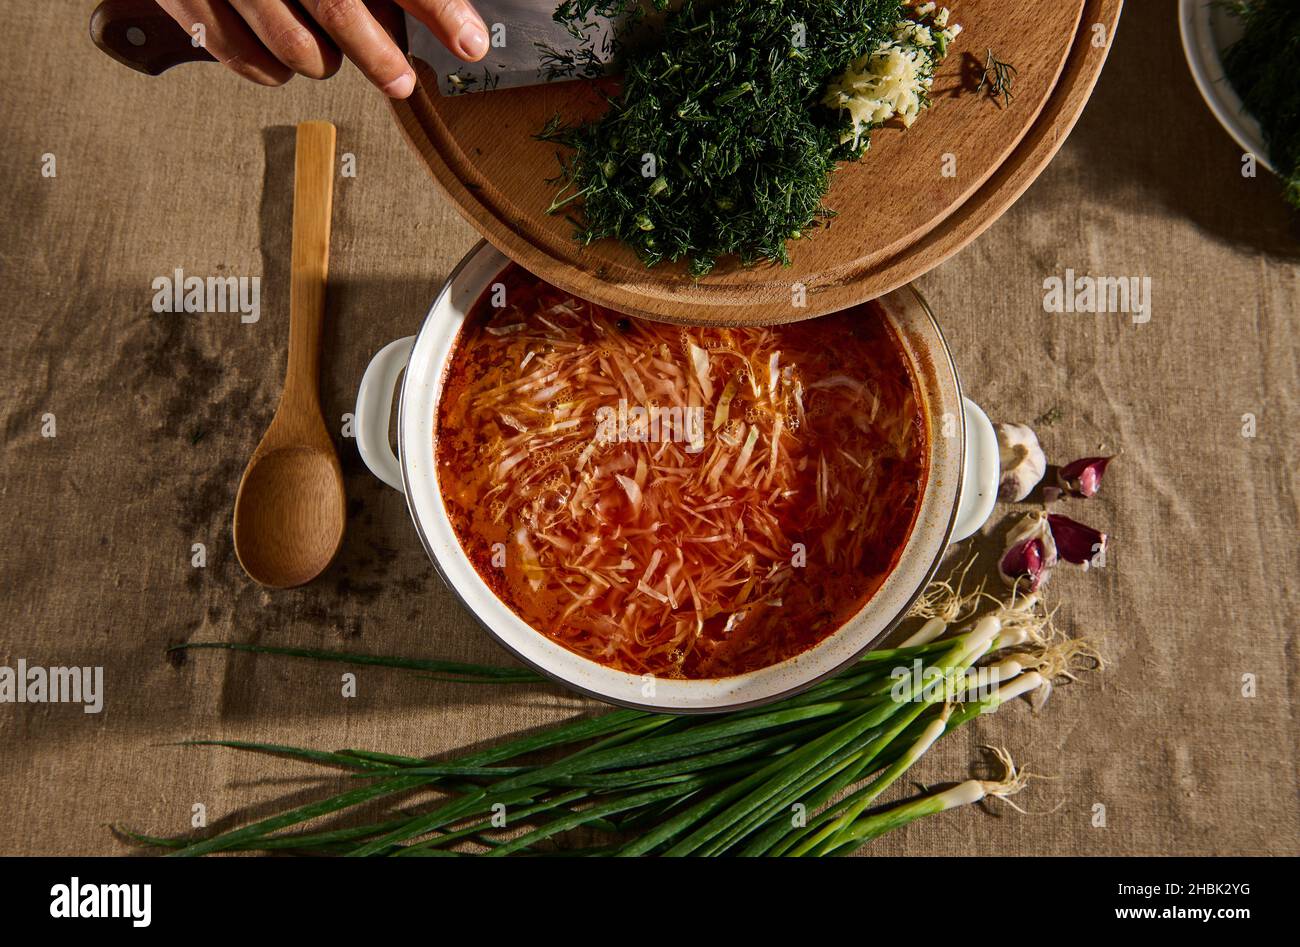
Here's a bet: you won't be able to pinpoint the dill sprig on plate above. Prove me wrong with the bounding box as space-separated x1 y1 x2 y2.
1219 0 1300 209
538 0 904 277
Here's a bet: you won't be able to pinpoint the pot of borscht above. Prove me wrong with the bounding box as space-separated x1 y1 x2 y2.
355 241 997 712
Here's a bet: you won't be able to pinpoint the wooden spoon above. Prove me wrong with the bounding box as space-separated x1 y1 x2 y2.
233 121 345 588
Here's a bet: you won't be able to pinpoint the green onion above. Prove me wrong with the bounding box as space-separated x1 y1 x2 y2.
170 641 544 683
132 598 1077 856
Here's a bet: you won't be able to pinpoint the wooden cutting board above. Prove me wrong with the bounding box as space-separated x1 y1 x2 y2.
389 0 1123 325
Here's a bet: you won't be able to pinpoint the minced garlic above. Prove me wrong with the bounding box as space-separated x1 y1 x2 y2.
822 5 961 149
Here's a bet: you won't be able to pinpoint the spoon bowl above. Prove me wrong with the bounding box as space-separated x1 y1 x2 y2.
234 444 345 588
232 120 344 588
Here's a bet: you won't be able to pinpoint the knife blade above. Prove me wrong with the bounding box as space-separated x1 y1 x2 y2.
407 2 623 96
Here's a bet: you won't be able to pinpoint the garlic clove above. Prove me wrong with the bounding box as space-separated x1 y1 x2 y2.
999 511 1057 590
1057 455 1114 498
999 538 1049 591
995 422 1047 502
1047 513 1107 568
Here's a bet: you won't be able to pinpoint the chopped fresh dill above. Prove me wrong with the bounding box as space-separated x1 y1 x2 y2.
445 66 501 94
536 0 635 82
537 41 607 82
537 0 921 277
1219 0 1300 210
551 0 660 41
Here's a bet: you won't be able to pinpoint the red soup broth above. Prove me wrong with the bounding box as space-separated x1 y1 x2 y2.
436 265 928 679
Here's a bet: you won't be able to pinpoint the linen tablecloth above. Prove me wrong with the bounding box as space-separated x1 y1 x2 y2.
0 0 1295 854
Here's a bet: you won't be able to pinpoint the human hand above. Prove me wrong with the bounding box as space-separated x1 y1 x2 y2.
155 0 489 98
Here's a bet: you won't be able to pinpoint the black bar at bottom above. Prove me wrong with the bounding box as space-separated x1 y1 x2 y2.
1 855 1290 933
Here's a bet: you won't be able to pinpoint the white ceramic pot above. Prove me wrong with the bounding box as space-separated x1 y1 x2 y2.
356 241 997 713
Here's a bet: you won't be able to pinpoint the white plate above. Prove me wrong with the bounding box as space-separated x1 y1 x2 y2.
1178 0 1274 174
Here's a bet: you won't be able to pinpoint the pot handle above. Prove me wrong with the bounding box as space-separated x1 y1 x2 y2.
951 397 998 542
355 337 414 493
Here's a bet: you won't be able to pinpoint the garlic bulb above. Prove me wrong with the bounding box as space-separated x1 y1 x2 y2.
995 423 1047 502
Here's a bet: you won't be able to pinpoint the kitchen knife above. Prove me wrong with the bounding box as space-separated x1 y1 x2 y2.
408 2 623 96
88 0 634 94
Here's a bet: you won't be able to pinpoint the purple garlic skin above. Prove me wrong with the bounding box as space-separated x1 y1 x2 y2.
1047 513 1107 568
1058 456 1113 498
999 512 1057 590
1000 538 1048 591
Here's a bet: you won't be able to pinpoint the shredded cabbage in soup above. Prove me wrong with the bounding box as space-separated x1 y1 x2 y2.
437 267 927 679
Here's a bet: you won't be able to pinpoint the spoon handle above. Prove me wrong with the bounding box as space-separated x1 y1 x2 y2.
284 121 337 416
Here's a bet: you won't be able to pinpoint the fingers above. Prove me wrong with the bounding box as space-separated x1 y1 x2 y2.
228 0 343 80
156 0 293 86
299 0 416 97
159 0 431 99
397 0 489 62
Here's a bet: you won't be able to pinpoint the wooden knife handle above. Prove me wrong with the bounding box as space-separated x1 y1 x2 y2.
89 0 216 75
